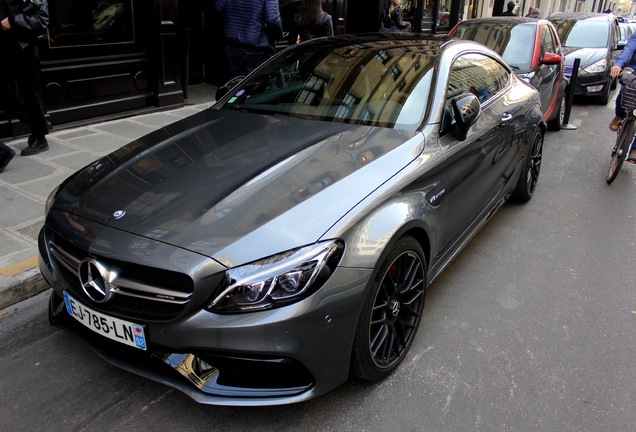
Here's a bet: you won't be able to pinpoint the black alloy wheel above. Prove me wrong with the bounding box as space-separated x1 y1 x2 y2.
351 236 426 381
512 130 543 202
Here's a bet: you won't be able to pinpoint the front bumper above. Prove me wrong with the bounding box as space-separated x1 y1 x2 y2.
39 218 373 406
566 72 610 96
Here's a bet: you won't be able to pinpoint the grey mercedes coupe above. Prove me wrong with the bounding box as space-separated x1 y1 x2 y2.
39 34 545 406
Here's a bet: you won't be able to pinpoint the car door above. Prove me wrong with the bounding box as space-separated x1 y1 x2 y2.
437 53 523 254
535 23 560 118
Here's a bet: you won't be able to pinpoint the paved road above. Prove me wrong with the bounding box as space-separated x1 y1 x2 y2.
1 97 634 431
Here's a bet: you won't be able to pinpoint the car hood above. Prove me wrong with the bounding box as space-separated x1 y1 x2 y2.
562 46 608 68
51 108 420 266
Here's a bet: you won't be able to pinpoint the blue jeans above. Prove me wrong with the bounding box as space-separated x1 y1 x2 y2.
224 46 271 76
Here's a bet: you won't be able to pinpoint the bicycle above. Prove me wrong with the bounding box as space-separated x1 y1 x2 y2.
607 68 636 184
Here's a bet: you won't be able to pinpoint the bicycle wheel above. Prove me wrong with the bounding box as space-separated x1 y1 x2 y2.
607 118 634 184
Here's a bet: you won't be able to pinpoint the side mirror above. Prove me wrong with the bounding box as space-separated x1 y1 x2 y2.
541 52 562 65
215 76 245 100
451 92 480 141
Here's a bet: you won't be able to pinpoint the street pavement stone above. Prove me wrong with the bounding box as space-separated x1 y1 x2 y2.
0 84 216 309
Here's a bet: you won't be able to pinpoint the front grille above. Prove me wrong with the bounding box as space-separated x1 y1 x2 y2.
46 227 194 321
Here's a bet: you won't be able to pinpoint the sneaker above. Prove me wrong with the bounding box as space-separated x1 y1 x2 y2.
0 145 16 173
609 116 623 132
21 136 49 156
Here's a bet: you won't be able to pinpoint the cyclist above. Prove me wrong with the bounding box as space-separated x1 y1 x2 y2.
610 30 636 162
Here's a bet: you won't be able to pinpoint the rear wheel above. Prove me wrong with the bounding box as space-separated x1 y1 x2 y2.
511 130 543 202
607 118 634 184
351 236 426 381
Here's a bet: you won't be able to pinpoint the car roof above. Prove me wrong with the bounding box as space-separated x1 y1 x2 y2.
548 12 616 22
454 17 545 26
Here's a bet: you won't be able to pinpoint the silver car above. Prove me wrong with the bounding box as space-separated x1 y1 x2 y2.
40 33 545 406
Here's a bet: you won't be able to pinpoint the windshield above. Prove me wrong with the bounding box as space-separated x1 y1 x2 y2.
218 40 437 130
551 20 609 48
451 22 536 71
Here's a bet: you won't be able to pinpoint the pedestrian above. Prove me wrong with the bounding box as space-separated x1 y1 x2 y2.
379 0 411 33
288 0 334 45
526 7 539 18
0 0 50 169
501 1 516 16
215 0 283 76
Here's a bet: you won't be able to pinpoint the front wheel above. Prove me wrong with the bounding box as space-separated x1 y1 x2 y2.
598 79 612 105
351 236 427 381
511 130 543 202
607 118 634 184
547 93 566 131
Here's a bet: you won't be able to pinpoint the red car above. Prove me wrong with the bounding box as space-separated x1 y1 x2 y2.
450 17 568 131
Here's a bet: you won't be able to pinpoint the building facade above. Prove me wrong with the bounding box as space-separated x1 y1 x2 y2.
1 0 630 141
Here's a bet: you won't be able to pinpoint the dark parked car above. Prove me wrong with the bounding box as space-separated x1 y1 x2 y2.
549 12 621 105
449 17 567 130
40 34 545 406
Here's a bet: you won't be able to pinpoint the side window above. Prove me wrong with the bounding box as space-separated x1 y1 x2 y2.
447 53 509 104
540 26 557 59
442 53 510 133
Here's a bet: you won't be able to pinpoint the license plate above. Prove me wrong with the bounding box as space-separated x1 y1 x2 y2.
63 291 146 350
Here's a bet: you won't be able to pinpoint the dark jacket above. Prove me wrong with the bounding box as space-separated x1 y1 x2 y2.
290 11 334 44
0 0 49 48
215 0 283 51
379 6 411 32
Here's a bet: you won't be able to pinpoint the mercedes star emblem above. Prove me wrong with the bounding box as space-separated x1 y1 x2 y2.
78 259 114 303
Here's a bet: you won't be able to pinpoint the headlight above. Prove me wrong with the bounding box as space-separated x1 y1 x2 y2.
206 240 344 313
45 185 60 217
580 59 607 75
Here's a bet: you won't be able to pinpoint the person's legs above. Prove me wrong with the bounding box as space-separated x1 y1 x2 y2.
0 44 30 126
243 49 270 75
0 142 16 173
224 46 270 76
225 46 248 76
15 45 48 136
14 45 49 155
610 86 626 131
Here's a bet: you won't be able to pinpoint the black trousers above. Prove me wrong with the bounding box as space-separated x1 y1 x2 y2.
0 41 48 137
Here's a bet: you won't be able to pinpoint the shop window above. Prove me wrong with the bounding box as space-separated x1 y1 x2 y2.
48 0 135 48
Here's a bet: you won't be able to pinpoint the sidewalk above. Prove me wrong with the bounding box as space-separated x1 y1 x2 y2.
0 84 217 310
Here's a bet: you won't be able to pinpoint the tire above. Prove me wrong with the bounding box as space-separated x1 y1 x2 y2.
511 130 543 202
598 79 612 105
606 118 634 184
351 236 427 381
547 93 565 131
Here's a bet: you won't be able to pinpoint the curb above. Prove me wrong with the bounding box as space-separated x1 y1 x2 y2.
0 267 49 310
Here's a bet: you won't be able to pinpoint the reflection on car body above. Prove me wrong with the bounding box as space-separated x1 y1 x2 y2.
40 33 545 406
